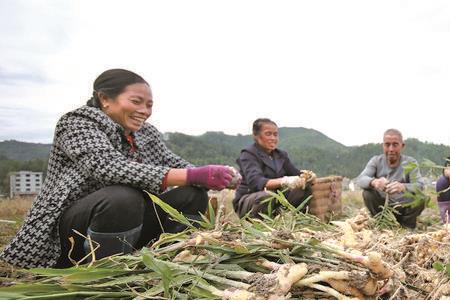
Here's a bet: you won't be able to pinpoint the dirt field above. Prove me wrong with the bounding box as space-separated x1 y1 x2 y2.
0 190 441 251
0 190 444 296
0 197 33 251
0 197 34 284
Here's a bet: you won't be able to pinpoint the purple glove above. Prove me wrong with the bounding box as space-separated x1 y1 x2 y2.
186 165 233 190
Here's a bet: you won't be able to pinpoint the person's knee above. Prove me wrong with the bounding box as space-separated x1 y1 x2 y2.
361 189 384 215
101 185 145 213
362 189 375 200
181 186 209 212
362 189 373 206
234 191 270 218
91 185 145 231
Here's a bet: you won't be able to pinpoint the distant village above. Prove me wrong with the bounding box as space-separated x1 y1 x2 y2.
6 170 43 199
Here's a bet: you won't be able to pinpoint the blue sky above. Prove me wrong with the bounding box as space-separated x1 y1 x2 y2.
1 0 449 146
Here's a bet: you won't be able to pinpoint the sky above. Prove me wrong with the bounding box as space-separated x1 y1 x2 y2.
0 0 449 147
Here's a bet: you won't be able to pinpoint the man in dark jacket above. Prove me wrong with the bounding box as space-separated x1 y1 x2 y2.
233 118 315 218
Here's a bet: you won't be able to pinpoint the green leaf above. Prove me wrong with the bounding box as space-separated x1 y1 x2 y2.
213 264 247 272
137 274 195 298
138 281 165 297
91 274 148 287
25 267 81 276
273 190 297 212
28 267 133 284
65 269 132 283
187 285 218 299
144 191 194 229
433 261 445 271
208 200 216 225
296 195 312 212
0 283 66 295
421 158 439 169
402 188 431 209
308 237 321 247
403 161 418 176
267 194 273 217
431 261 450 276
197 211 215 230
141 248 173 297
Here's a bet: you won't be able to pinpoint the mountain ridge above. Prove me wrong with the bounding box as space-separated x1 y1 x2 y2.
1 127 449 179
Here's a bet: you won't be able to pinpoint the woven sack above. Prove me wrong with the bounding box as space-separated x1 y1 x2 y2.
308 176 343 221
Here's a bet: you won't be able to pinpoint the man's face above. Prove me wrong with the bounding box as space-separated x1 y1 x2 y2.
383 134 404 167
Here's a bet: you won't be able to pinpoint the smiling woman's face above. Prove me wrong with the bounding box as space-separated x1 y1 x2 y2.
254 122 279 153
100 83 153 134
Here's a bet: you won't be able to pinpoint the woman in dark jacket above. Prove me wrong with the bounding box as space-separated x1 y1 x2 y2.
233 118 315 218
0 69 239 268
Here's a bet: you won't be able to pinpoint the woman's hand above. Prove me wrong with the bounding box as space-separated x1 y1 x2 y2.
226 166 242 189
281 176 306 190
186 165 235 190
300 170 316 184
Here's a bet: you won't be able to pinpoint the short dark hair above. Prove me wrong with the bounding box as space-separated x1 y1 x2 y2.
86 69 149 108
252 118 277 136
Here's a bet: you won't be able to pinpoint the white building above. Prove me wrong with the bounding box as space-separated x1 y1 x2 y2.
9 171 43 198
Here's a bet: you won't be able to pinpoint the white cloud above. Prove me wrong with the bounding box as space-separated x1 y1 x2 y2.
0 0 449 146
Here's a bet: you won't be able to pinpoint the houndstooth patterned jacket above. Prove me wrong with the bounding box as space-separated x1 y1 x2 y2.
0 106 191 268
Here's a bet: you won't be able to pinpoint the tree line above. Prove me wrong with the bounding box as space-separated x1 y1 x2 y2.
1 128 449 195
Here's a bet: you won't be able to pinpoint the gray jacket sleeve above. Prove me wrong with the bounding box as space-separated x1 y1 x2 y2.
355 156 378 189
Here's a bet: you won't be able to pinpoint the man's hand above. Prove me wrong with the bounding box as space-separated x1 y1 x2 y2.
370 177 389 191
281 176 306 190
385 181 406 194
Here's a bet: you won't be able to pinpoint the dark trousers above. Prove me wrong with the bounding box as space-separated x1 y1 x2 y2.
362 189 424 229
56 185 208 267
235 186 312 218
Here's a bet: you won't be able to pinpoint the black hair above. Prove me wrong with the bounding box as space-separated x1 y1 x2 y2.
86 69 149 108
252 118 277 136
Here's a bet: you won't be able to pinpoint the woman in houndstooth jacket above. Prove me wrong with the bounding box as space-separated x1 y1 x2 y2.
0 69 239 268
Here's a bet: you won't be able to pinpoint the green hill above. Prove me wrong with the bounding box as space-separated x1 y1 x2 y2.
0 140 51 161
1 128 449 189
164 129 449 178
278 127 347 152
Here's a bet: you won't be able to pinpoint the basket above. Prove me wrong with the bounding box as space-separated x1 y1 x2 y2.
308 176 343 221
